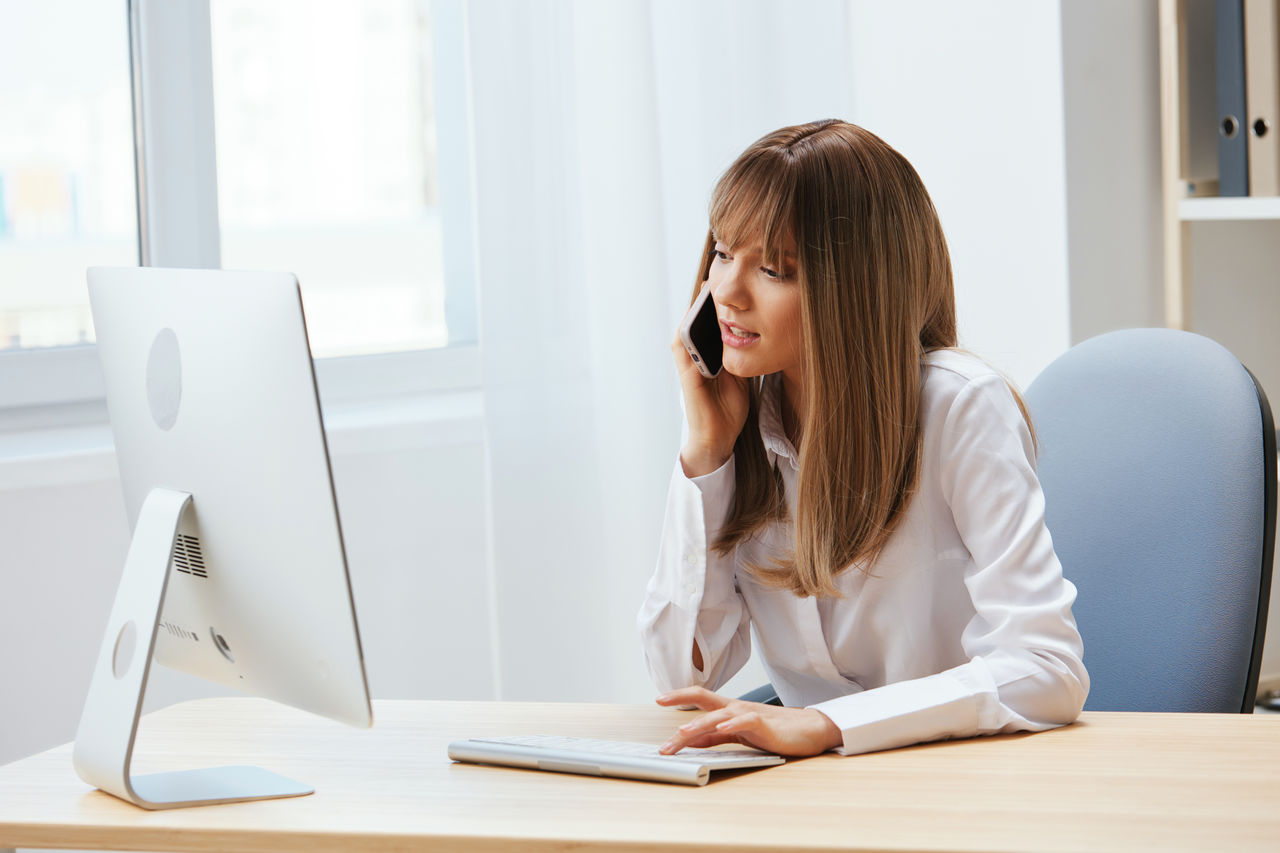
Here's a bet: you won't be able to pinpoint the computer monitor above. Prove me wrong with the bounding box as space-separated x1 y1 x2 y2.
74 266 372 809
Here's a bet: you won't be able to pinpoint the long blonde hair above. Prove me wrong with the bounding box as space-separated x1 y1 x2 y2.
699 120 961 598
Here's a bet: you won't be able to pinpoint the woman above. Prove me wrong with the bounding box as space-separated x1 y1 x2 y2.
638 119 1088 758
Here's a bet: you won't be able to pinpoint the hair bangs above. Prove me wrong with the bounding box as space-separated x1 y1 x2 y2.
708 151 797 273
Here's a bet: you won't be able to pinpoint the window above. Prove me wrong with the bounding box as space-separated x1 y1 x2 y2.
2 0 477 421
0 0 138 352
210 0 450 358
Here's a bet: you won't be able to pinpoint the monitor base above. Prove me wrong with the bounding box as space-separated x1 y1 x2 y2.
129 765 312 808
71 487 313 809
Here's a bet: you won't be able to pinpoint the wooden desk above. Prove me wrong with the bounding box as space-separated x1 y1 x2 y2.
0 698 1277 852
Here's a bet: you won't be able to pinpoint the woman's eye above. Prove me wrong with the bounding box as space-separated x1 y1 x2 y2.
712 249 730 262
762 266 781 279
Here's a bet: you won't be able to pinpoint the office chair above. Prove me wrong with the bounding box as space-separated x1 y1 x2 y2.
1026 328 1274 713
737 684 782 706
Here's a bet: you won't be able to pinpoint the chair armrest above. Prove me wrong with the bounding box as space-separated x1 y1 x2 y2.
737 684 783 706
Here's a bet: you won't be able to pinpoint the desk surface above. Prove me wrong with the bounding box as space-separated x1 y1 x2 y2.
0 698 1278 852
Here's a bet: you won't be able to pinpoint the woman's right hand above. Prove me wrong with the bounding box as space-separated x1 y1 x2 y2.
671 335 750 478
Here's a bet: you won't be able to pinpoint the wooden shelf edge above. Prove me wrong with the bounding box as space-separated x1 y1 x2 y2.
1160 0 1189 329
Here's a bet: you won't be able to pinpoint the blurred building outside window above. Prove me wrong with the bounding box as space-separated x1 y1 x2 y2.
1 0 453 362
210 0 448 359
0 0 137 352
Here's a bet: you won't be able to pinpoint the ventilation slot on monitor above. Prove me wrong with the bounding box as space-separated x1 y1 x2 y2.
160 621 200 642
172 534 208 579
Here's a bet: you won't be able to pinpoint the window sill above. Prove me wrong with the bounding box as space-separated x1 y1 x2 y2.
0 387 484 492
0 343 484 489
0 422 119 490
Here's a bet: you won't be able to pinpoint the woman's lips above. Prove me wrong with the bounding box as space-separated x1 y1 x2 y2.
721 321 760 348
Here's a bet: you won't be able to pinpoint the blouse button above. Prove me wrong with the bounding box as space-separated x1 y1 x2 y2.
684 581 698 595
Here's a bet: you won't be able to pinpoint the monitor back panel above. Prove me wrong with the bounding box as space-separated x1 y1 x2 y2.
88 266 371 728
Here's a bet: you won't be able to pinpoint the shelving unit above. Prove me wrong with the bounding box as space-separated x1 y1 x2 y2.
1160 0 1280 328
1162 0 1280 709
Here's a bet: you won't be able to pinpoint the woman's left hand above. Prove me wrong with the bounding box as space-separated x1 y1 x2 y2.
655 686 843 757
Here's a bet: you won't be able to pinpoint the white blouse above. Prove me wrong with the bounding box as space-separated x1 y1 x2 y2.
638 350 1088 755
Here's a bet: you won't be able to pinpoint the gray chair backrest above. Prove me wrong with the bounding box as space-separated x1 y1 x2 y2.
1025 329 1274 712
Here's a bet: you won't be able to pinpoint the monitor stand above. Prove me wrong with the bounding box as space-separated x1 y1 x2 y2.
72 487 313 809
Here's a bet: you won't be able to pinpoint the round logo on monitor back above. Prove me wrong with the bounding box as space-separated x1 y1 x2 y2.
146 327 182 431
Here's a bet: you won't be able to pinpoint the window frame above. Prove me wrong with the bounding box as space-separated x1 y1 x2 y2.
0 0 479 433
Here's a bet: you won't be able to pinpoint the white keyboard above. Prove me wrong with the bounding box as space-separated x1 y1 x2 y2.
474 734 773 764
447 734 785 786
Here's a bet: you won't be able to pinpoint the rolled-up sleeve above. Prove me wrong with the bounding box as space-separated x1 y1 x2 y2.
638 455 751 693
809 374 1089 755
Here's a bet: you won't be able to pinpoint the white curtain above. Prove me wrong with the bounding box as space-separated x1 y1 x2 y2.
466 0 853 702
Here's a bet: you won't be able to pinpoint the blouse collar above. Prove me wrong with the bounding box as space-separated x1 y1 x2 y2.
758 373 799 469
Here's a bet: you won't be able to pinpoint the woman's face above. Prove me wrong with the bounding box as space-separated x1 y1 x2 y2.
706 233 804 383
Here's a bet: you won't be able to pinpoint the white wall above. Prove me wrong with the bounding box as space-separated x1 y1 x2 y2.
0 474 131 764
1060 0 1164 341
847 0 1072 388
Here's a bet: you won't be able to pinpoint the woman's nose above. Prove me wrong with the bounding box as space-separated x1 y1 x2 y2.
711 263 749 310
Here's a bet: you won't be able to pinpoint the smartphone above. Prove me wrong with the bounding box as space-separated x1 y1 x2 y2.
678 286 723 379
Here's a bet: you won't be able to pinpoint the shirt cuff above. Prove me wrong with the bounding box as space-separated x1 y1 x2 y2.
806 664 996 755
686 453 735 501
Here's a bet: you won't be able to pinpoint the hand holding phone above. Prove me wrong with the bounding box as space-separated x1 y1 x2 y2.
674 286 744 477
678 286 723 379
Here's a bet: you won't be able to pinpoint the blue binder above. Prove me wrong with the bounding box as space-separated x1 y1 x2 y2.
1218 0 1249 196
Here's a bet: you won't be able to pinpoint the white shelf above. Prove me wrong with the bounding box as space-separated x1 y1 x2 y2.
1179 196 1280 221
